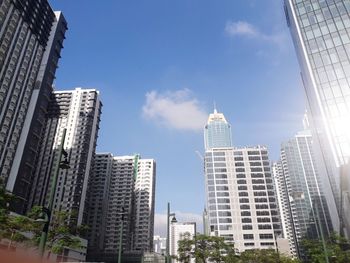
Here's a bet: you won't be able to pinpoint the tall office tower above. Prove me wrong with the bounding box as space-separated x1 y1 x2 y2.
205 146 281 252
272 162 297 257
86 154 156 262
284 0 350 236
28 88 102 227
0 0 67 213
204 108 232 150
274 130 333 258
170 222 196 263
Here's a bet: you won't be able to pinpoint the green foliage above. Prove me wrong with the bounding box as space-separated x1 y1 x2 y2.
177 234 237 263
0 179 13 233
42 210 83 255
177 234 301 263
239 249 300 263
302 233 350 263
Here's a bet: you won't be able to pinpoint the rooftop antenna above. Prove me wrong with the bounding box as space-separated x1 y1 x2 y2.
213 101 217 114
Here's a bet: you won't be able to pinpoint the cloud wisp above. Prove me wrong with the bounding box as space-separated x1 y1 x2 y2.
154 211 203 237
142 89 207 132
225 20 288 49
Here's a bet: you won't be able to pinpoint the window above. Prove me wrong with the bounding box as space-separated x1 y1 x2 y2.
243 234 254 240
237 180 247 184
241 211 251 216
239 198 249 203
242 218 252 223
259 234 273 239
244 242 255 246
258 224 272 230
261 242 275 246
236 174 246 178
242 225 253 230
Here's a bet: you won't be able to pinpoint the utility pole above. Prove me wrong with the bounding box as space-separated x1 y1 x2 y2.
38 128 69 258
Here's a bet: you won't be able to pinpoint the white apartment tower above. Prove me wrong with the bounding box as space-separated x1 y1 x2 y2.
205 147 281 252
86 154 156 262
28 88 102 226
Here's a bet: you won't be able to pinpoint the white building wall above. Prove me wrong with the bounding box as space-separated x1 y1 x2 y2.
170 222 196 263
205 146 280 252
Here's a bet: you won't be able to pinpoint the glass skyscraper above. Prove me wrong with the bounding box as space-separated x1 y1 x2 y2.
274 130 333 258
204 109 232 150
285 0 350 237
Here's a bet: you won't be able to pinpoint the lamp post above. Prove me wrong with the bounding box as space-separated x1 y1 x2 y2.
38 128 70 258
117 207 126 263
166 202 176 263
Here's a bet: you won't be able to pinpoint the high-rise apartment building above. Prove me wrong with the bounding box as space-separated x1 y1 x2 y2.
205 147 281 252
273 162 297 257
284 0 350 236
170 222 196 263
28 88 102 227
0 0 67 213
204 109 232 150
86 154 156 262
273 130 333 258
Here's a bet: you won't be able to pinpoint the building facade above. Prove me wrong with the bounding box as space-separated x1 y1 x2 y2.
273 130 333 258
170 222 196 263
205 146 281 252
28 88 102 227
86 154 156 262
0 0 67 213
284 0 350 237
204 109 232 150
273 162 297 257
153 236 166 255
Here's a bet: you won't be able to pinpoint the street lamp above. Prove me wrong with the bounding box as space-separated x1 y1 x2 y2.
166 202 176 263
118 207 126 263
38 129 70 258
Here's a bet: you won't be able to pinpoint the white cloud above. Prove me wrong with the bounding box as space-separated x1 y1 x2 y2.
225 20 288 49
142 89 207 132
154 211 203 237
225 21 259 37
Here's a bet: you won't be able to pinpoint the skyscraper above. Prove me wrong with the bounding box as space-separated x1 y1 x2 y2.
273 130 333 258
204 108 232 150
28 88 102 227
86 153 156 262
284 0 350 236
204 109 281 252
0 0 67 213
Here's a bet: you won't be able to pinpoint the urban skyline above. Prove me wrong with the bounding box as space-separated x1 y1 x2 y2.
47 0 306 235
1 0 350 262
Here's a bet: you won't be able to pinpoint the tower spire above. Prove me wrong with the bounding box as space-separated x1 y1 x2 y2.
214 101 217 114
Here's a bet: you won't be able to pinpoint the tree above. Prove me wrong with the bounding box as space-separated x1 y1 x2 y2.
177 234 238 263
177 232 193 263
28 207 83 258
302 233 350 263
0 179 13 233
239 249 300 263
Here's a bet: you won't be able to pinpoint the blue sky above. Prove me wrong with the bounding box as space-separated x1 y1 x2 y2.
50 0 305 235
